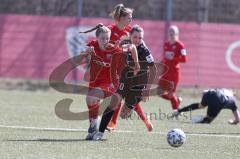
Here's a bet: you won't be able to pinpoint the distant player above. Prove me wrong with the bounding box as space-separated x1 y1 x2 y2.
107 4 132 42
176 88 240 124
158 25 187 113
89 25 156 140
106 4 153 131
79 24 140 140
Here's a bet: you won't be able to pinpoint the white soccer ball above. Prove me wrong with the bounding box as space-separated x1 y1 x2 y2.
167 128 186 147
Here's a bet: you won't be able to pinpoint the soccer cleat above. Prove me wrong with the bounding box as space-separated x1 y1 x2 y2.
85 117 99 140
88 117 99 133
92 132 104 140
143 119 153 132
106 121 116 131
169 109 181 120
85 132 94 140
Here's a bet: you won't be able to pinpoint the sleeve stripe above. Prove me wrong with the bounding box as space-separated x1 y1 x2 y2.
180 49 187 56
146 54 154 63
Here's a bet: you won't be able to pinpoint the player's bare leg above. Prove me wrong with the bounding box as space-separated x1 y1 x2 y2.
107 102 153 132
120 104 134 119
134 103 153 131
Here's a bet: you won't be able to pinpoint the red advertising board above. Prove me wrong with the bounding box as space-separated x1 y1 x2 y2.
0 14 239 88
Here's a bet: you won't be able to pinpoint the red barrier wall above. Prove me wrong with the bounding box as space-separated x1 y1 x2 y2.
0 14 239 88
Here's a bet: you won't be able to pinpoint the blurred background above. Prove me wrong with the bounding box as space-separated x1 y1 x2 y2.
0 0 239 91
1 0 240 23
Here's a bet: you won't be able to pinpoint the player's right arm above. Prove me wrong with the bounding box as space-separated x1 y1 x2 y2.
77 41 96 62
110 53 124 89
126 44 140 75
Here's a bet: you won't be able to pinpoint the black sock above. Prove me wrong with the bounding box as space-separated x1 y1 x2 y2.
178 103 199 113
99 107 114 133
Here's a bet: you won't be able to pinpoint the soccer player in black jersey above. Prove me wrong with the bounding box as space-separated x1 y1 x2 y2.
176 88 240 124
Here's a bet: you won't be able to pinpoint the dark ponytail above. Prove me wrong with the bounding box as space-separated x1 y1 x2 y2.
79 23 104 34
79 23 110 37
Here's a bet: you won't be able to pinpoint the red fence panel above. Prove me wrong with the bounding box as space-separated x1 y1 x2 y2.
0 14 239 88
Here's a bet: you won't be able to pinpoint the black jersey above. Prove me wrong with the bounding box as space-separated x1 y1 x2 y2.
201 89 234 106
137 43 154 68
127 43 154 72
120 43 155 88
117 43 155 108
201 88 237 117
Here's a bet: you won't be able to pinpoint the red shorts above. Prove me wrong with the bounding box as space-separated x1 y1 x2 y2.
89 82 116 98
158 71 180 93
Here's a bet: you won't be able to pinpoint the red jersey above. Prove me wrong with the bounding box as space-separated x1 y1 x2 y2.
87 40 122 87
108 24 131 42
163 40 187 72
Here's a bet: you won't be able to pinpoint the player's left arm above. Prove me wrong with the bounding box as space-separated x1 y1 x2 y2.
228 109 240 125
228 103 240 125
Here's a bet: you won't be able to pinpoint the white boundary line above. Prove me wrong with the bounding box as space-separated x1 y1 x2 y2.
0 125 240 138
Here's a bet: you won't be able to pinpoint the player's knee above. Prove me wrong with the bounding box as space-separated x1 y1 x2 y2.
109 93 122 110
167 92 175 98
200 116 214 123
157 87 170 96
120 104 133 119
86 88 104 105
157 87 164 95
86 95 99 105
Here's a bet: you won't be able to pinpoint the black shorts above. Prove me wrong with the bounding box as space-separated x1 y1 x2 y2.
201 91 221 118
201 91 238 118
117 67 147 109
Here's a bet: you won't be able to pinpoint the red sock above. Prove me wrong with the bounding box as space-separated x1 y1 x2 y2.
170 95 179 110
88 103 99 119
134 103 147 121
161 94 179 110
110 102 122 124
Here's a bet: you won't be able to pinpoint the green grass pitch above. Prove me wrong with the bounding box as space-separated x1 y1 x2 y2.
0 89 239 159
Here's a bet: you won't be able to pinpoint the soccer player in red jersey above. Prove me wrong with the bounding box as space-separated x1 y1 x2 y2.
107 4 132 42
106 4 153 131
79 24 140 139
158 25 187 114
